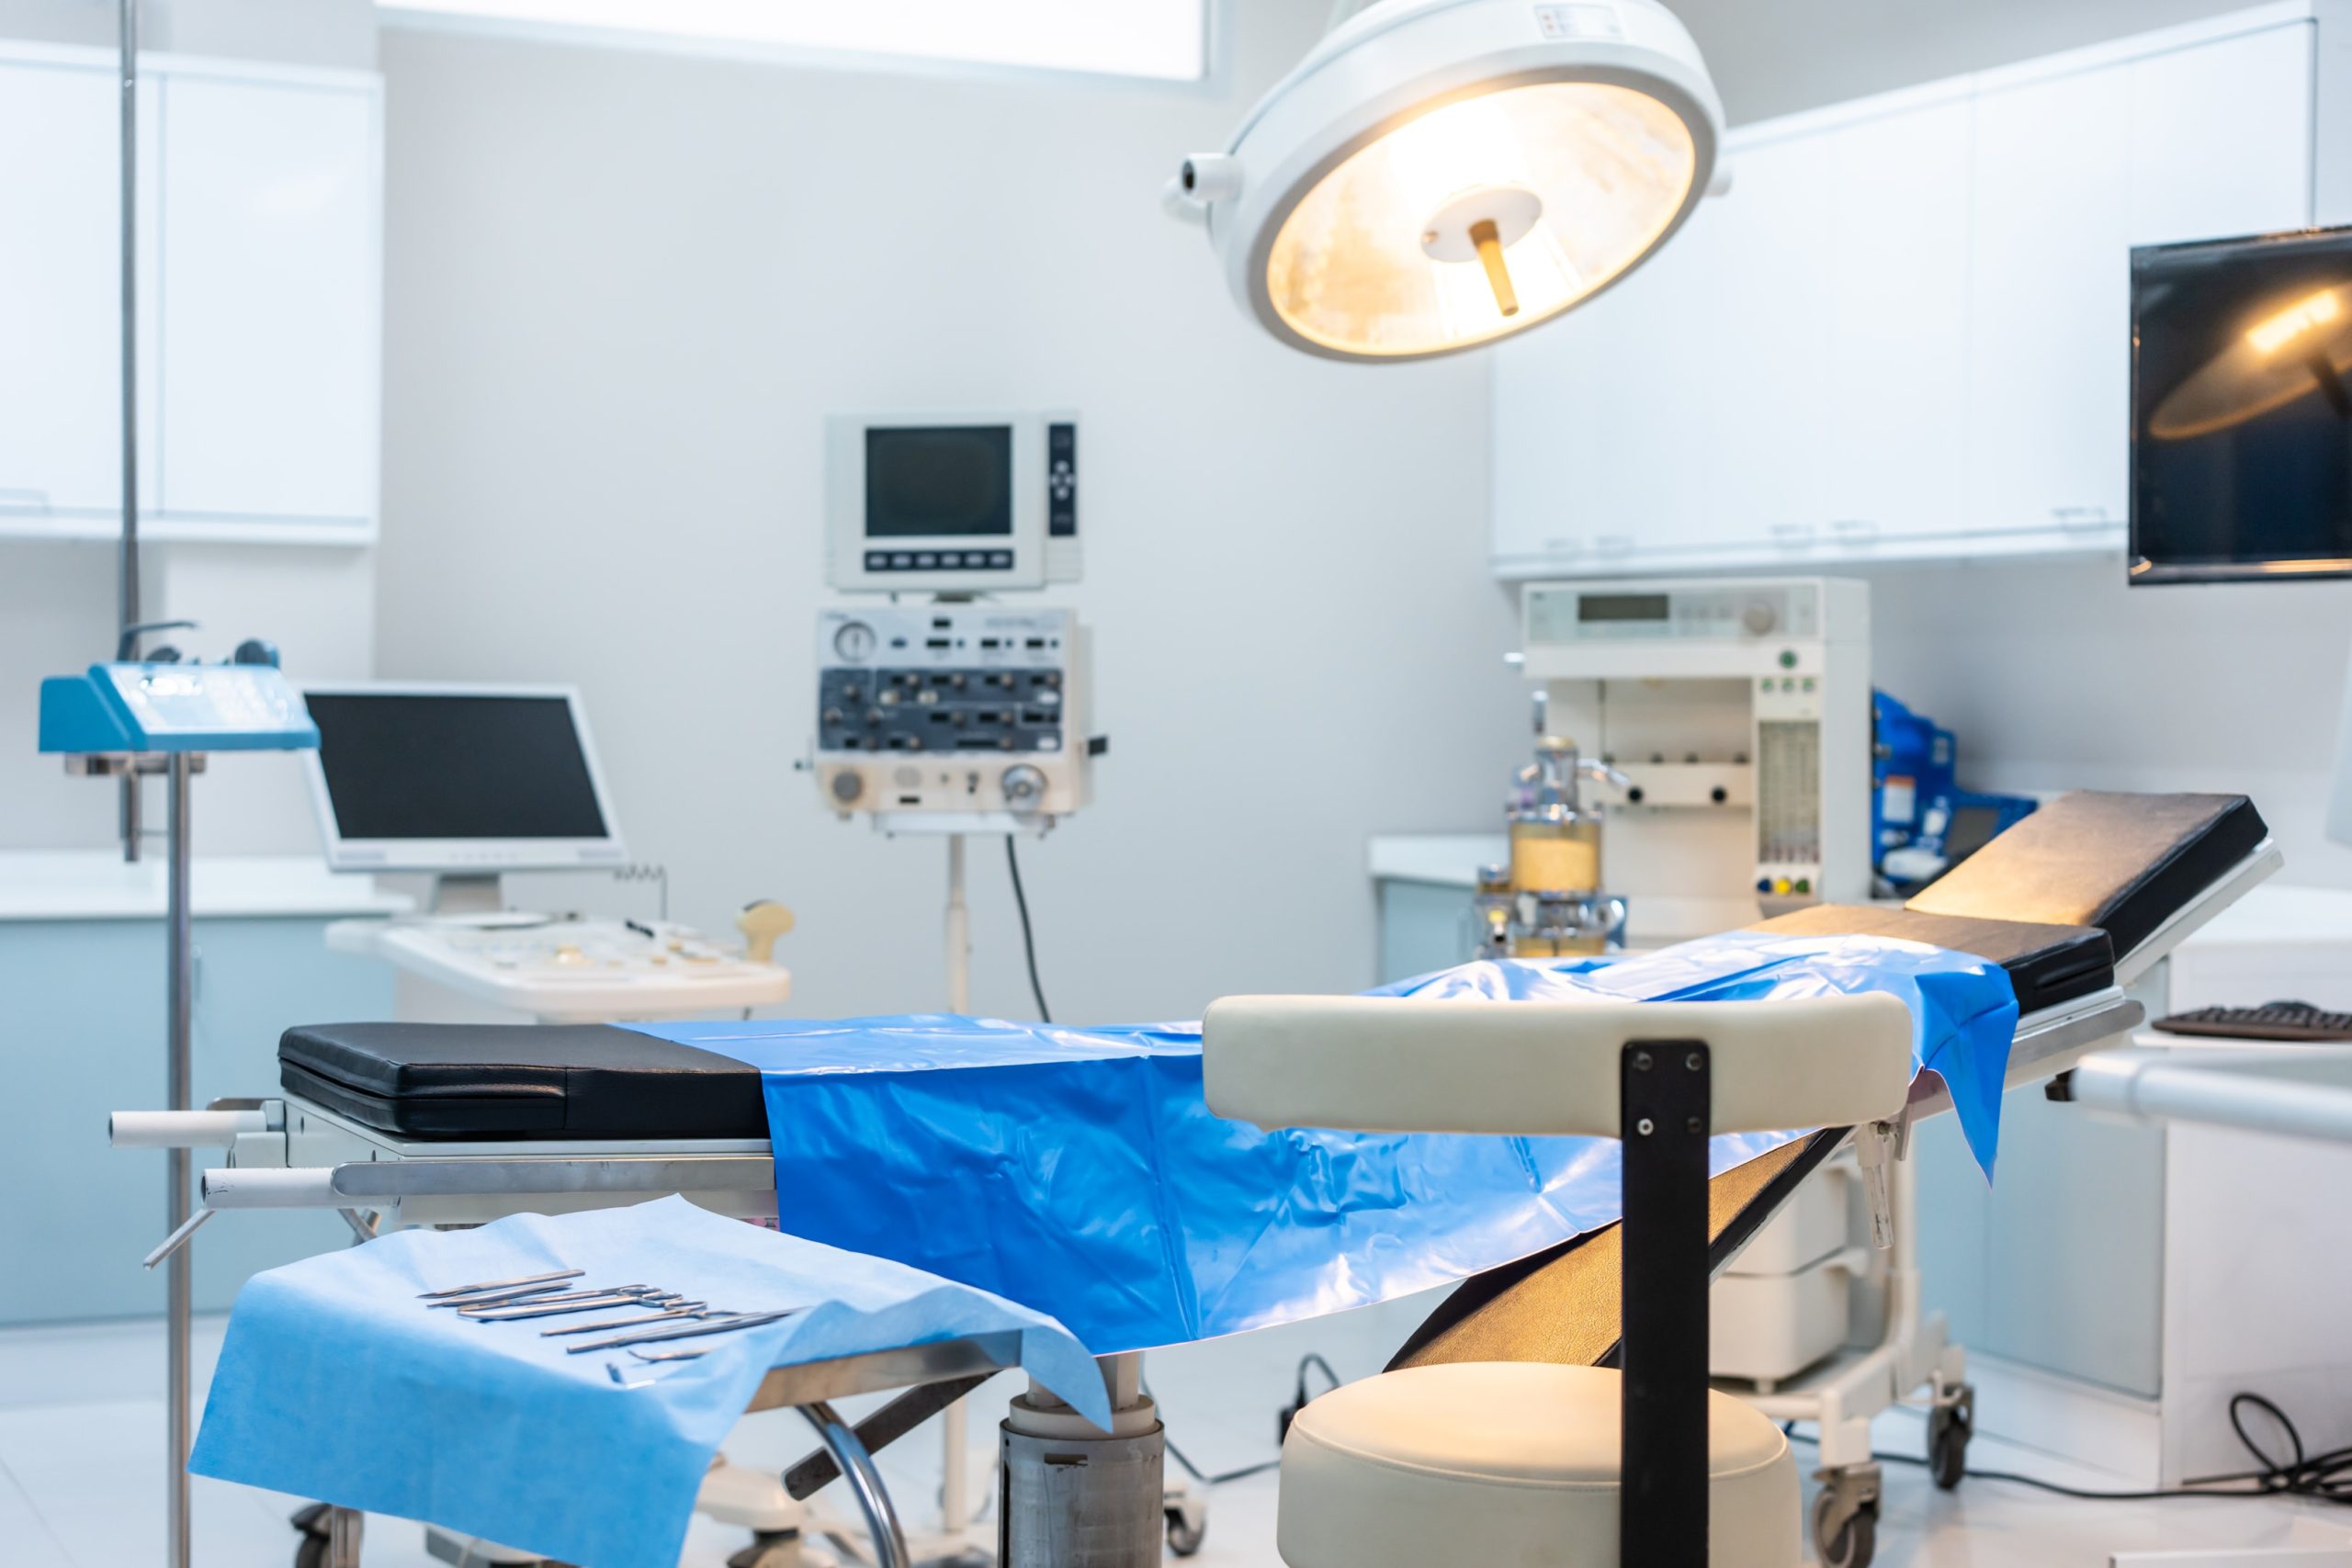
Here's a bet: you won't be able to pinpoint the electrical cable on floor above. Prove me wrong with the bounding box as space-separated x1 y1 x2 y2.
1145 1351 1340 1489
1005 835 1052 1023
1785 1393 2352 1505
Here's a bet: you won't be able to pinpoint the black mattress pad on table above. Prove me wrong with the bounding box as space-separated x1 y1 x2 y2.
279 791 2267 1146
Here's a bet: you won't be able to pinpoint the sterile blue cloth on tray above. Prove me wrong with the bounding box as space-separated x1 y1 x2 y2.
189 1197 1107 1568
639 931 2018 1355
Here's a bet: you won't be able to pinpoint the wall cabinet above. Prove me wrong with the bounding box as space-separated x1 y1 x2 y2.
0 44 381 546
1492 6 2326 579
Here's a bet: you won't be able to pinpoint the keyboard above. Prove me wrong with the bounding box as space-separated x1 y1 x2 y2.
2153 1001 2352 1043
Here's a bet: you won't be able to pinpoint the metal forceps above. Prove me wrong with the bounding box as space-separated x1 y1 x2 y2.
461 1289 675 1323
416 1269 584 1301
540 1303 713 1337
563 1308 803 1355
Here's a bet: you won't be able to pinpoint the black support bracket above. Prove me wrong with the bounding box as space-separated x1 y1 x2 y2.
1618 1039 1712 1568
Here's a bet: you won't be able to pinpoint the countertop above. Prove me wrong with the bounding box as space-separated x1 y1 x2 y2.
1367 834 1510 887
0 852 413 921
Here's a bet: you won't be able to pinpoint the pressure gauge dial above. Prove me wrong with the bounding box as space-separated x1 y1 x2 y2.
833 621 877 661
1001 763 1047 815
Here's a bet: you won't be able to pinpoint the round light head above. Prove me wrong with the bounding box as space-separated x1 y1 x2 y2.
1177 0 1723 362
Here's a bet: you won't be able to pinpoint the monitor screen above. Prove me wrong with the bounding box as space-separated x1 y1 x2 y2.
2131 225 2352 582
865 425 1013 539
306 692 611 841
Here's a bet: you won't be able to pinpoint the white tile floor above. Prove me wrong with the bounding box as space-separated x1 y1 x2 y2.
2 1314 2345 1568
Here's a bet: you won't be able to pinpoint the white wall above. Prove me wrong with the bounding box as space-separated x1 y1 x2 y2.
369 6 1529 1022
1671 0 2281 122
1861 559 2352 886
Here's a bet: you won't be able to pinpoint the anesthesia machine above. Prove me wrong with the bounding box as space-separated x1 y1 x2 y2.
1512 577 1873 942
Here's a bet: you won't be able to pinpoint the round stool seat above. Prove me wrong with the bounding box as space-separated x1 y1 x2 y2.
1276 1362 1799 1568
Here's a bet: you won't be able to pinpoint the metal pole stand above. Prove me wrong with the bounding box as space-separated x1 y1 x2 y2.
999 1355 1164 1568
907 835 989 1566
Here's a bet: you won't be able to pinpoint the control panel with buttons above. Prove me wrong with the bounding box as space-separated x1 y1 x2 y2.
812 605 1095 827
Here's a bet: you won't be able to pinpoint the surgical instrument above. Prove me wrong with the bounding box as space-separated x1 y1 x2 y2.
563 1308 802 1355
435 1283 646 1312
424 1282 571 1311
628 1347 710 1364
419 1268 584 1300
541 1305 714 1337
461 1291 678 1323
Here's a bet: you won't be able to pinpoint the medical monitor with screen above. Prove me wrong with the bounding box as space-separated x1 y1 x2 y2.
300 683 626 874
2131 224 2352 583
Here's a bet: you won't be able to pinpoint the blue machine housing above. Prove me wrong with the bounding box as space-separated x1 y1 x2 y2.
39 663 319 754
1873 689 2036 891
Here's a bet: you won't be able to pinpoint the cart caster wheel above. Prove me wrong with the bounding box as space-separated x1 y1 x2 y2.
1928 1385 1975 1491
1165 1494 1208 1558
1812 1491 1878 1568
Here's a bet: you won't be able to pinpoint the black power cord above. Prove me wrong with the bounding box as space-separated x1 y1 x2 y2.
1149 1352 1343 1489
1788 1393 2352 1505
1005 836 1052 1023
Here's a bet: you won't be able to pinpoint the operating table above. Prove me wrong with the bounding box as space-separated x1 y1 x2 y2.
118 790 2280 1565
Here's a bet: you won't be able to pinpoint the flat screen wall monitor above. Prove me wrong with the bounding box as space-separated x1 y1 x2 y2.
2132 223 2352 584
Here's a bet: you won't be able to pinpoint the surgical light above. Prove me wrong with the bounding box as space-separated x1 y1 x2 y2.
1166 0 1724 361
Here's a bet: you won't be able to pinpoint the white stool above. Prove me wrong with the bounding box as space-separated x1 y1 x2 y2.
1279 1362 1798 1568
1202 992 1916 1568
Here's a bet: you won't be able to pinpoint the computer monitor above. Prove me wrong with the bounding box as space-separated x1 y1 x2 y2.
299 682 627 879
2130 224 2352 583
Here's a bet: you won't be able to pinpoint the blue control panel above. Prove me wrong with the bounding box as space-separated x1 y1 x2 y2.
39 664 319 755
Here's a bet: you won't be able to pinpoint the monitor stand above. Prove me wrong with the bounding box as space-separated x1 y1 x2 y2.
425 873 508 919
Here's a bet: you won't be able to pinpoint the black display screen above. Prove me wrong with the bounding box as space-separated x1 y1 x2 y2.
308 693 610 840
1578 593 1672 623
2132 226 2352 582
865 426 1013 539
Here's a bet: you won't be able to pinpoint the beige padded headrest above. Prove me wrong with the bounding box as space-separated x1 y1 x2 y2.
1202 993 1914 1138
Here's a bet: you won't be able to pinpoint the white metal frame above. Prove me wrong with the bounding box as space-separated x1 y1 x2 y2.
297 680 630 876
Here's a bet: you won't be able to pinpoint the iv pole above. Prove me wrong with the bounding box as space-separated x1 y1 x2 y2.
108 10 197 1568
118 0 142 863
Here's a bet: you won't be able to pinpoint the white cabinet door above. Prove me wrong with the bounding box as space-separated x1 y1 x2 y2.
2128 22 2313 245
1491 193 1723 572
157 73 377 526
0 58 156 525
1491 128 1840 575
1821 93 1973 547
1694 128 1839 562
1964 60 2134 537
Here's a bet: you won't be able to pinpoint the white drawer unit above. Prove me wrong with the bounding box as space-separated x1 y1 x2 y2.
1492 2 2344 579
0 43 382 547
